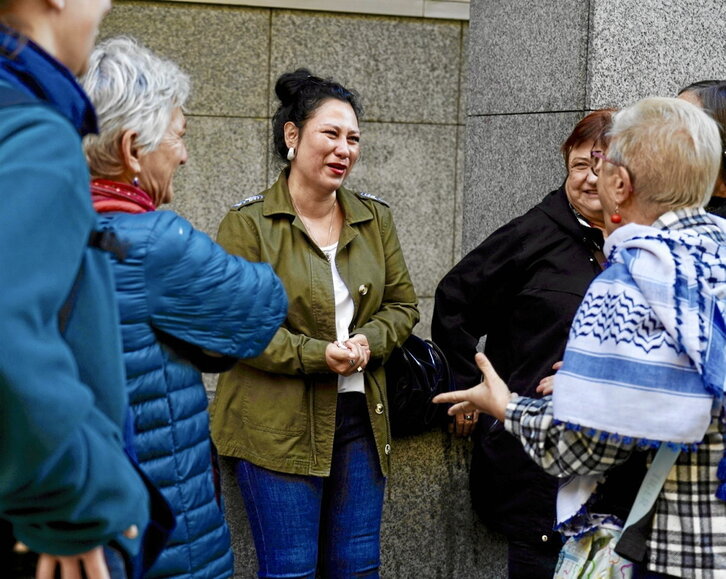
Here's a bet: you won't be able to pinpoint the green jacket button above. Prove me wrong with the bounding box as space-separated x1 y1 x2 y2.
358 284 368 295
384 444 391 455
375 403 384 414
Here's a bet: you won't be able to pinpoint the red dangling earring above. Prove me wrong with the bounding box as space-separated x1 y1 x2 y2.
610 205 622 224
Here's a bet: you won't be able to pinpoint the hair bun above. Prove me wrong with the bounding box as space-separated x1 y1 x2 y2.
275 68 315 105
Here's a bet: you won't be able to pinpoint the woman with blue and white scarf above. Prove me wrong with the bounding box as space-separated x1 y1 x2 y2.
435 97 726 579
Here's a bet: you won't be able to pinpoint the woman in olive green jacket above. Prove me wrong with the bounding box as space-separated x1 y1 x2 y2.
211 69 419 578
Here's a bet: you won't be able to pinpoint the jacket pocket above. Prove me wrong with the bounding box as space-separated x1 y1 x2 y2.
239 365 307 435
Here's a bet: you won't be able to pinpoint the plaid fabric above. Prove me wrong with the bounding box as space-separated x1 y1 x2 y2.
506 396 726 578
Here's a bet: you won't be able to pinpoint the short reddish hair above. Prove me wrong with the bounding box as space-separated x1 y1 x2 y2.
561 108 616 167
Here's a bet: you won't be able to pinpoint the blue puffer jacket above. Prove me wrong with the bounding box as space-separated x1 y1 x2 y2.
97 198 287 579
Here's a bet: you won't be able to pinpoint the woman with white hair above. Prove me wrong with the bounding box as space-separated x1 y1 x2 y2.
82 36 288 579
435 97 726 578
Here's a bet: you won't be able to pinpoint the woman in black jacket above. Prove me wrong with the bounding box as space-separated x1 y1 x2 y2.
432 109 613 579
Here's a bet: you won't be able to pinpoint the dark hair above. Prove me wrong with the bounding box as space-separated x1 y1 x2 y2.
272 68 363 163
695 82 726 183
677 79 723 99
560 108 616 167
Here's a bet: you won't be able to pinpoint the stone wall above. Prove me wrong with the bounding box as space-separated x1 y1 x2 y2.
100 2 509 578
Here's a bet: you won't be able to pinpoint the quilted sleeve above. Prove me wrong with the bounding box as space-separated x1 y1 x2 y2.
143 211 287 359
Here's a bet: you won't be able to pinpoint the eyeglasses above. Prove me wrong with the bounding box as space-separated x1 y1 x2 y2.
590 150 627 177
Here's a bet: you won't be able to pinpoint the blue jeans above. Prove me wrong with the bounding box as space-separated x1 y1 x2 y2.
234 392 386 579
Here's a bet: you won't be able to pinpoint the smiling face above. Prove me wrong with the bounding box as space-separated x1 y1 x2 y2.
564 139 603 227
287 98 360 194
137 107 188 206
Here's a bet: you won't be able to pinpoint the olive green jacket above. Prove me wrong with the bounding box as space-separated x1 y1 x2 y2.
210 172 419 477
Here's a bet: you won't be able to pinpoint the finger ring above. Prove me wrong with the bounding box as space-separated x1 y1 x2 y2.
349 359 355 367
357 366 363 373
464 414 473 421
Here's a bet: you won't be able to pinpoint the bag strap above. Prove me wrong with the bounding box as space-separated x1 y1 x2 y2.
614 445 680 563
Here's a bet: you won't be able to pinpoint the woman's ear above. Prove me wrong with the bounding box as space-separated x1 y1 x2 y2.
119 130 142 175
283 121 298 149
614 165 634 205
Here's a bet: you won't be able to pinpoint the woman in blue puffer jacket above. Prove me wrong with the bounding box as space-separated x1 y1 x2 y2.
81 37 288 579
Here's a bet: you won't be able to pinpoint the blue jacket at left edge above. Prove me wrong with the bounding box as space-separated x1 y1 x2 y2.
0 30 150 558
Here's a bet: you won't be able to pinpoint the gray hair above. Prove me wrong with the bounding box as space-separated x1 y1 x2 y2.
608 97 722 210
82 36 190 178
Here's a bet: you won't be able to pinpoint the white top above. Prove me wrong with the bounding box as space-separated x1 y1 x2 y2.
320 242 365 394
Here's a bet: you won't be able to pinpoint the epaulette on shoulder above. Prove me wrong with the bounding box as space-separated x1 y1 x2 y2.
356 191 389 207
231 194 264 210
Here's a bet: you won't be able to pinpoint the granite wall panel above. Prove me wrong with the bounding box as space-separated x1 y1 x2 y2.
101 1 270 116
468 0 589 115
169 117 269 237
463 111 581 254
588 0 726 108
347 122 459 299
269 10 463 123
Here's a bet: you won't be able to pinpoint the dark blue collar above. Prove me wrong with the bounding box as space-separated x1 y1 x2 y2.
0 25 97 136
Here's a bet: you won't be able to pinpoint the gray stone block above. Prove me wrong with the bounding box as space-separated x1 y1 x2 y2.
413 297 434 339
380 430 507 578
454 124 466 263
468 0 588 115
269 10 463 123
169 116 269 239
459 24 469 125
100 1 269 117
462 112 581 254
588 0 726 108
346 122 460 298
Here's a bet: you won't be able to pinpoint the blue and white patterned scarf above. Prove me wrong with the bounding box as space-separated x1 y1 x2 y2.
553 208 726 522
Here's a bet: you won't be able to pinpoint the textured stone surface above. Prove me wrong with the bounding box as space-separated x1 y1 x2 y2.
346 122 460 298
100 1 269 117
454 124 466 262
589 0 726 108
380 430 507 577
462 112 581 254
468 0 588 115
459 25 469 125
269 10 464 123
168 117 269 239
414 297 434 338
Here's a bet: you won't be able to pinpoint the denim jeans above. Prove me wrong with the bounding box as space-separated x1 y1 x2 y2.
234 392 386 579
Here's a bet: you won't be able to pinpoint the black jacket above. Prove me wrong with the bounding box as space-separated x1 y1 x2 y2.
432 186 603 543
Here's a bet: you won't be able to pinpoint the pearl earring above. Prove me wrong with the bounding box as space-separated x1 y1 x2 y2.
132 176 140 187
287 147 296 161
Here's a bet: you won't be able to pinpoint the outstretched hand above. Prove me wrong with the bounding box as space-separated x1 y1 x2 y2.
432 353 514 422
536 361 562 396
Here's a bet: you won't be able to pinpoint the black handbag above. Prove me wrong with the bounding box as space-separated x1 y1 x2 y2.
384 335 454 437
